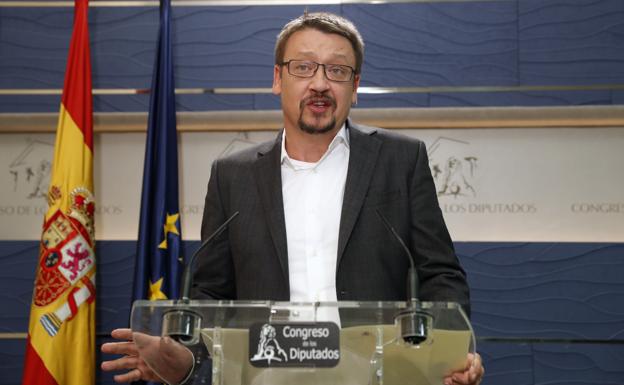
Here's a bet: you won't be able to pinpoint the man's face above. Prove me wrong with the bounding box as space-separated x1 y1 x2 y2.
272 28 360 135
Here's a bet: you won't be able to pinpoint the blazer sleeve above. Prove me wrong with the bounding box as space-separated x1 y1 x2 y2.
409 140 471 316
191 159 237 300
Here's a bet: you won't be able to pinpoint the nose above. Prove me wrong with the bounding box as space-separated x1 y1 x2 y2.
309 64 330 93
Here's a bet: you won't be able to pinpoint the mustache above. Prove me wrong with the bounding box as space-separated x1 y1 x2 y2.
299 94 336 109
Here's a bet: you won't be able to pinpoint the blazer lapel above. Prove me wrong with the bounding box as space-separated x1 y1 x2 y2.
337 121 381 266
253 133 290 285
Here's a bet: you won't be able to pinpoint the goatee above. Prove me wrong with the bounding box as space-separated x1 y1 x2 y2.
298 94 337 134
298 116 336 135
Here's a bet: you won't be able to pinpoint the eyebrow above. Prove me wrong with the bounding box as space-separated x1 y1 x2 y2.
294 51 351 63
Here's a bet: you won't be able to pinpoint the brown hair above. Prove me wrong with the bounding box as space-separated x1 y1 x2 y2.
275 12 365 74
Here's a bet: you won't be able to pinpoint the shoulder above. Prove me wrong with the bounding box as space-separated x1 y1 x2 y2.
213 136 279 167
349 120 426 151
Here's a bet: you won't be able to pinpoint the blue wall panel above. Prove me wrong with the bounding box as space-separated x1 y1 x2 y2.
0 95 61 113
612 90 624 104
477 341 534 385
475 341 624 385
0 242 39 333
0 7 76 89
345 3 518 87
0 339 27 385
2 1 624 113
532 343 624 385
90 8 158 89
518 0 624 86
461 243 624 340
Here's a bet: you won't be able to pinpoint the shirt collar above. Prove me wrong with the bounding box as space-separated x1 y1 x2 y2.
280 123 349 166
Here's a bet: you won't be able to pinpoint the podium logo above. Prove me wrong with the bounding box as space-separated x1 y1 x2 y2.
250 324 288 364
7 139 53 199
428 137 478 199
248 322 340 368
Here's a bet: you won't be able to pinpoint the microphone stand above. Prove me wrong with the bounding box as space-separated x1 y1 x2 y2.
376 210 431 345
162 212 239 345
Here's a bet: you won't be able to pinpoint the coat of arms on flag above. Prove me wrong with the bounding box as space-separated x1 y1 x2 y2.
35 186 96 337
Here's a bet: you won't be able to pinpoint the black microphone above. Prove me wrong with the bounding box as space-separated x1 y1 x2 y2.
162 211 239 345
180 211 239 302
376 210 430 345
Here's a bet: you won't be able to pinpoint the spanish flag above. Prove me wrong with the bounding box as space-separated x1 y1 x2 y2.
22 0 95 384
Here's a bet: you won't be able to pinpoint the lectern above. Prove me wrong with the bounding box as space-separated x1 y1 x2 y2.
131 300 474 385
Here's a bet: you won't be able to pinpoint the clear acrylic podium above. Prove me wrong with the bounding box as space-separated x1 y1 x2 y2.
130 300 475 385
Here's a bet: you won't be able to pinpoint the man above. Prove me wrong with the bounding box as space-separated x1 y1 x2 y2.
194 12 469 307
102 12 484 385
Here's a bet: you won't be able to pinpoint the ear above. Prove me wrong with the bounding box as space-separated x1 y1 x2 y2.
351 74 361 105
272 64 282 95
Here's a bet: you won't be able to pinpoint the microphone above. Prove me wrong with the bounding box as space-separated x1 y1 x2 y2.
162 211 239 345
376 210 430 345
180 211 240 302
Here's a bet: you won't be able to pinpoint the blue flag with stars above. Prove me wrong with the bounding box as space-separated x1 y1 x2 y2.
133 0 183 304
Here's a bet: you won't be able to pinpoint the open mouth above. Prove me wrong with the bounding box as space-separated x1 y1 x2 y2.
303 96 335 114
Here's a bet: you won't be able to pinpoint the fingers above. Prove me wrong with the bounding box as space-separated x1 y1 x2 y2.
101 355 141 372
112 369 143 384
444 353 484 385
101 329 139 356
100 328 140 380
111 328 133 340
101 356 145 384
101 341 139 356
100 347 163 382
469 353 484 384
100 329 164 383
110 365 161 383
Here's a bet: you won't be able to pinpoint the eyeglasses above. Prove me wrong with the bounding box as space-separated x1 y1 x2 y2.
280 60 356 82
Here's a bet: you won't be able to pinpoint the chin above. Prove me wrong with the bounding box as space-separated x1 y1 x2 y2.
298 113 336 135
299 120 336 135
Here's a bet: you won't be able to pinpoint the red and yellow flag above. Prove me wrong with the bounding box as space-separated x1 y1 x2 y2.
22 0 95 384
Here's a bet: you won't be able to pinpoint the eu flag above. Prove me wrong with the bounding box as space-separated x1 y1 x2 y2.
133 0 183 304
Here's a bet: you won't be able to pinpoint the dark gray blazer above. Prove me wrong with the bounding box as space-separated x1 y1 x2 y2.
192 120 470 314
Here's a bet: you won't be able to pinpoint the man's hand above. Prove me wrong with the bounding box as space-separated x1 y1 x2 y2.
101 328 163 383
101 328 194 384
444 353 484 385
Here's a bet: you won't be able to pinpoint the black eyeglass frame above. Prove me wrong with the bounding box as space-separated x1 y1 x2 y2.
280 60 357 82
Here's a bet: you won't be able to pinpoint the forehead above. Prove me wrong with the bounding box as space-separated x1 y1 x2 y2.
283 28 356 64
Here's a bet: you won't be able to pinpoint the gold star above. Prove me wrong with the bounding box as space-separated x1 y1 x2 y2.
149 278 168 300
158 213 180 249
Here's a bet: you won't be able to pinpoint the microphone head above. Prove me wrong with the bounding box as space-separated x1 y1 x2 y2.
162 309 202 346
395 309 431 346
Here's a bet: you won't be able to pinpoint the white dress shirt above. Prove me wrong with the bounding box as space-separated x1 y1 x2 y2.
281 125 350 304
